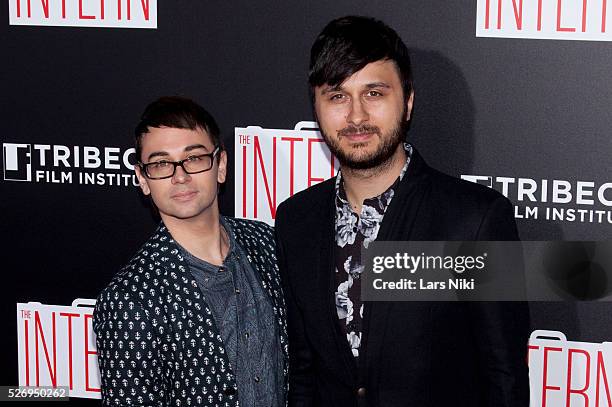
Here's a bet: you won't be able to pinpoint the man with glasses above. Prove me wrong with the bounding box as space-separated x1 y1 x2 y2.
94 96 287 407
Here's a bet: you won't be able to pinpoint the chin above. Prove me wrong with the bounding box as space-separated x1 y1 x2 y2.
346 152 380 165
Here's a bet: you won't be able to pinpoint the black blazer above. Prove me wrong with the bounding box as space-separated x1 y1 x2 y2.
275 149 530 407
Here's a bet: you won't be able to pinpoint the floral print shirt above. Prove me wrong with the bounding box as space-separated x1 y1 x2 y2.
334 143 412 358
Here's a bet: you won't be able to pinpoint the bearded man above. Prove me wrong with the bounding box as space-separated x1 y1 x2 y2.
274 16 530 407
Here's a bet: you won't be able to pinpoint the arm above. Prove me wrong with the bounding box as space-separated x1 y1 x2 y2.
470 196 530 407
94 284 169 406
275 205 315 407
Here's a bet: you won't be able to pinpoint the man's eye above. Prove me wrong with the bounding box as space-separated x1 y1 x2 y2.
366 90 383 97
329 94 345 101
151 161 171 168
186 155 204 162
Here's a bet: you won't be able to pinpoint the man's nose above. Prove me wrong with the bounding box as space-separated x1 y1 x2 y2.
346 98 369 126
171 164 191 184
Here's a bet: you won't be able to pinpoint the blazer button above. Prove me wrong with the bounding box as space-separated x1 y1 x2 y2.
357 387 366 398
223 387 237 396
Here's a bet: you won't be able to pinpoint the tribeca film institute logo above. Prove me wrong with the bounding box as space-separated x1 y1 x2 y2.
2 142 138 187
8 0 157 29
462 175 612 225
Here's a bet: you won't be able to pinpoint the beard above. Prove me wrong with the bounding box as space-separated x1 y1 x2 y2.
321 114 407 171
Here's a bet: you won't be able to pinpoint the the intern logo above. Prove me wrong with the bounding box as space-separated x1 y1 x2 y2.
8 0 157 29
3 143 32 182
476 0 612 41
235 121 337 225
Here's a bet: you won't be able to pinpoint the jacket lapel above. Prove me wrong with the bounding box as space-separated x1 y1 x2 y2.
360 149 432 382
225 218 290 374
151 223 234 372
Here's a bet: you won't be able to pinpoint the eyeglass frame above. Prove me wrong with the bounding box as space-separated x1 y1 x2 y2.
138 146 221 180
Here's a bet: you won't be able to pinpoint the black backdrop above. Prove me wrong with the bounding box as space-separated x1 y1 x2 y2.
2 1 611 405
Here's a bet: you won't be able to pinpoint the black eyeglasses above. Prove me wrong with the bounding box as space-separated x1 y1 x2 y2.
139 146 220 180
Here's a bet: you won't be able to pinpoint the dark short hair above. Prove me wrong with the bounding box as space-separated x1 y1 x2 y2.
134 96 222 162
309 16 413 101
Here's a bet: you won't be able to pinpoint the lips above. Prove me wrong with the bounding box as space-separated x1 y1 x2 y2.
344 132 376 142
171 190 198 201
337 125 380 142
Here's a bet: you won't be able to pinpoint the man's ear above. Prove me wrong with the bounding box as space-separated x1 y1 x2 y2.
405 90 415 121
135 165 151 195
217 150 227 184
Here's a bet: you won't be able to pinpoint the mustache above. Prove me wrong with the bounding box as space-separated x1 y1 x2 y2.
337 125 381 138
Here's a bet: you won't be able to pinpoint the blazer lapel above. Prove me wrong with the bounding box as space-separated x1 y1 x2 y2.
225 217 290 373
360 148 432 383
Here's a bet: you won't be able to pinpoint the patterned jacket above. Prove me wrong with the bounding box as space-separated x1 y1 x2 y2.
93 217 288 406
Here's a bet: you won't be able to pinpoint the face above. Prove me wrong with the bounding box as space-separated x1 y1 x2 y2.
135 126 227 224
314 60 414 170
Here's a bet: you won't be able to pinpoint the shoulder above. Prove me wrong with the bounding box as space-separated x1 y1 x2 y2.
416 166 517 239
224 215 273 233
424 167 511 212
95 225 181 309
281 176 335 208
407 147 511 213
93 280 134 325
223 216 276 253
276 177 336 223
223 218 280 281
224 216 274 239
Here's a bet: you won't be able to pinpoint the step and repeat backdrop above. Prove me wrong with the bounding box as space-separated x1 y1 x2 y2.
2 1 611 405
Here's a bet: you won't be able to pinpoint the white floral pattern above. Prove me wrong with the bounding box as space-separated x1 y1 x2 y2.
360 205 383 248
335 204 359 247
379 188 395 210
346 331 362 357
335 276 354 322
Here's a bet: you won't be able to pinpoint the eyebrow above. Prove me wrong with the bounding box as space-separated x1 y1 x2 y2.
320 85 342 95
320 82 391 95
184 144 209 152
365 82 391 89
146 144 209 161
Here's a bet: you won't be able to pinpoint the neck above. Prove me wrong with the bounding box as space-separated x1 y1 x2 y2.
342 145 406 213
162 207 228 266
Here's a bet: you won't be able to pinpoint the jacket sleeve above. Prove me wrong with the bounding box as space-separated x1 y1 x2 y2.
470 196 530 407
93 284 169 406
275 204 315 407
